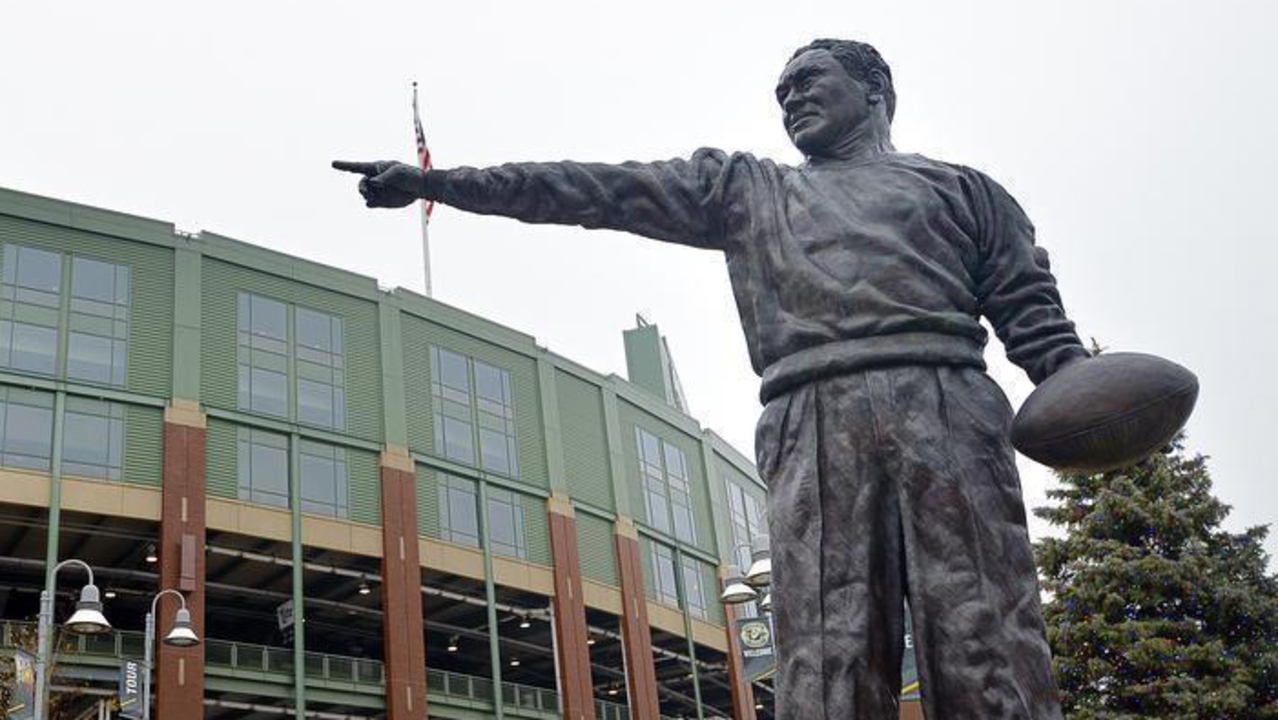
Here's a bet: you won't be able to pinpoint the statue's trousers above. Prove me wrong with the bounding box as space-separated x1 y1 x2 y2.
755 366 1063 720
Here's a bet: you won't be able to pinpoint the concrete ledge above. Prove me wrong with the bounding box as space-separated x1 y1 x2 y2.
61 477 162 520
492 555 555 597
206 498 291 541
581 579 623 615
0 469 50 507
302 514 383 558
164 399 206 429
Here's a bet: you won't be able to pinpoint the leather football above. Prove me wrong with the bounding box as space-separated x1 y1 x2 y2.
1011 352 1198 473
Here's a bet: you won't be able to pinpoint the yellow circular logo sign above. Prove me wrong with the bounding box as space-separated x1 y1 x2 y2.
740 621 770 649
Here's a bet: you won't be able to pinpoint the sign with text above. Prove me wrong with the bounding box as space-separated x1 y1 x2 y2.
117 658 143 719
735 616 776 682
7 650 35 720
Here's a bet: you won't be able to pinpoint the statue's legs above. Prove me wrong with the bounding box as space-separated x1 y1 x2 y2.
757 367 1063 720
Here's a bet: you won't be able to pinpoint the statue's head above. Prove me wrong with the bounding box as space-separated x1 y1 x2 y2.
778 39 895 158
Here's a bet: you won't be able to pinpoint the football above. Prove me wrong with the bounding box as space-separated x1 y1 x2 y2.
1011 352 1199 473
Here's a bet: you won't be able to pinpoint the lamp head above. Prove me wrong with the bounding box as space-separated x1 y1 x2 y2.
720 576 758 605
164 607 200 647
745 546 772 587
65 584 111 634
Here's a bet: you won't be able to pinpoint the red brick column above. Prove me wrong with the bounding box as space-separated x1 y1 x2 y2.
380 448 428 720
157 401 206 718
548 494 596 720
614 518 661 720
719 569 757 720
900 702 924 719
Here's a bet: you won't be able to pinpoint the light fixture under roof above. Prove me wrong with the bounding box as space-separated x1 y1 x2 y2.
587 637 597 646
447 636 459 652
103 588 117 599
358 581 372 596
519 617 531 629
509 658 520 667
65 584 111 634
720 576 758 605
608 688 619 696
745 543 772 587
164 607 200 647
144 544 158 564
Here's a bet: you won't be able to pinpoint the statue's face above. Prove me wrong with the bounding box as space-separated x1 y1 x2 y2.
776 49 873 157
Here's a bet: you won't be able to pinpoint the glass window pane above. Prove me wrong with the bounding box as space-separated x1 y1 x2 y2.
3 400 53 466
488 493 518 548
67 332 113 383
300 453 337 504
638 429 660 465
11 323 57 374
297 379 334 427
672 504 696 544
16 246 61 292
295 307 332 351
436 348 469 393
663 444 685 480
647 490 669 533
474 362 505 404
71 257 116 303
250 368 288 417
63 412 109 466
442 416 474 463
447 485 478 541
250 439 288 496
479 427 511 475
250 295 287 340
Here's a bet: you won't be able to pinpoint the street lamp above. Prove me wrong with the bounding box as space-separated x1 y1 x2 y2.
744 537 771 588
142 588 201 720
34 559 111 720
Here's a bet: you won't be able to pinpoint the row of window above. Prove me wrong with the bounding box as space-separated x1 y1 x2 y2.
0 388 125 480
651 543 709 619
236 427 350 518
638 427 696 545
431 346 519 477
438 473 529 560
1 244 131 386
238 293 347 431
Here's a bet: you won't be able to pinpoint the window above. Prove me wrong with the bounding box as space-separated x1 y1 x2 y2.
62 397 124 480
636 428 696 544
439 474 479 547
0 246 131 386
295 307 345 430
486 486 527 559
652 544 680 607
682 557 707 619
299 440 348 518
430 347 518 477
0 387 54 471
237 294 346 430
67 257 130 386
237 427 289 508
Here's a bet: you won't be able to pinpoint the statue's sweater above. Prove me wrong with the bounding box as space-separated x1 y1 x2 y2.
425 150 1088 403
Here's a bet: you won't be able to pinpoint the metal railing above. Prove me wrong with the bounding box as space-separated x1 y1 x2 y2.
426 667 561 715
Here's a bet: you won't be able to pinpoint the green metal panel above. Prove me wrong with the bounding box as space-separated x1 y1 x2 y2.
622 324 668 403
200 257 383 442
0 215 175 399
346 447 380 525
554 370 613 511
639 536 656 601
171 245 202 401
205 417 239 499
575 514 618 586
400 315 547 489
416 464 442 539
521 493 550 565
123 404 162 486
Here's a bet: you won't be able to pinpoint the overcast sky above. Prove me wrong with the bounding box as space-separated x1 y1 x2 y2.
3 1 1275 559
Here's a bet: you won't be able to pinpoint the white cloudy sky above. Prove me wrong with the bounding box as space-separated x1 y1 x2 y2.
3 1 1275 558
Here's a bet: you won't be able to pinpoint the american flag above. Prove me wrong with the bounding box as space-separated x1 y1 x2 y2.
413 81 435 219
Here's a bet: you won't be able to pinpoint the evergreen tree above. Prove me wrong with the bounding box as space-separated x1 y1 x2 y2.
1035 438 1278 719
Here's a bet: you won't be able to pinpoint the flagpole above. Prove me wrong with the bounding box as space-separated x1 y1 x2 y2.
413 81 434 297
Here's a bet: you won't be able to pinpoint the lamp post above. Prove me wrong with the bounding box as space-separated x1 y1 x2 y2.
34 559 111 720
142 588 200 720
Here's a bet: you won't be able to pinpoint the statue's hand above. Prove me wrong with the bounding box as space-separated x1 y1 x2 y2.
332 160 426 208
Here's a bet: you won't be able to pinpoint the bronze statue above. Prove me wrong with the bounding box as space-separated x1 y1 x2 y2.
337 39 1192 720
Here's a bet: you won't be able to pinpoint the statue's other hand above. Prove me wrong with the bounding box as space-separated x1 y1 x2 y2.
332 160 426 209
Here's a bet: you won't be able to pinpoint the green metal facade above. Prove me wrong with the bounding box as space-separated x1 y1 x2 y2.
0 185 768 621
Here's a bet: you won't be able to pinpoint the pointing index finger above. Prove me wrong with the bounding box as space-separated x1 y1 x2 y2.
332 160 381 176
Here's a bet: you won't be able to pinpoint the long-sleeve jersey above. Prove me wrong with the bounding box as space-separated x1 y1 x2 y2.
424 149 1089 402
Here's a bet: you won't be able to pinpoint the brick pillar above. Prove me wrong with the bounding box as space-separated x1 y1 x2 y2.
380 447 428 720
547 494 596 720
157 400 206 718
900 702 925 720
719 569 757 720
614 517 661 720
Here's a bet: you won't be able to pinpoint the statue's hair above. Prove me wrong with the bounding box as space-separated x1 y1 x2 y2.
789 39 896 122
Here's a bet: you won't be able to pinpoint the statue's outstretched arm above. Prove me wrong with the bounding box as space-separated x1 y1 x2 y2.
334 148 734 250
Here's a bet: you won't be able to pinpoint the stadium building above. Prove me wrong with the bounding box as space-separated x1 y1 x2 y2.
0 185 777 720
